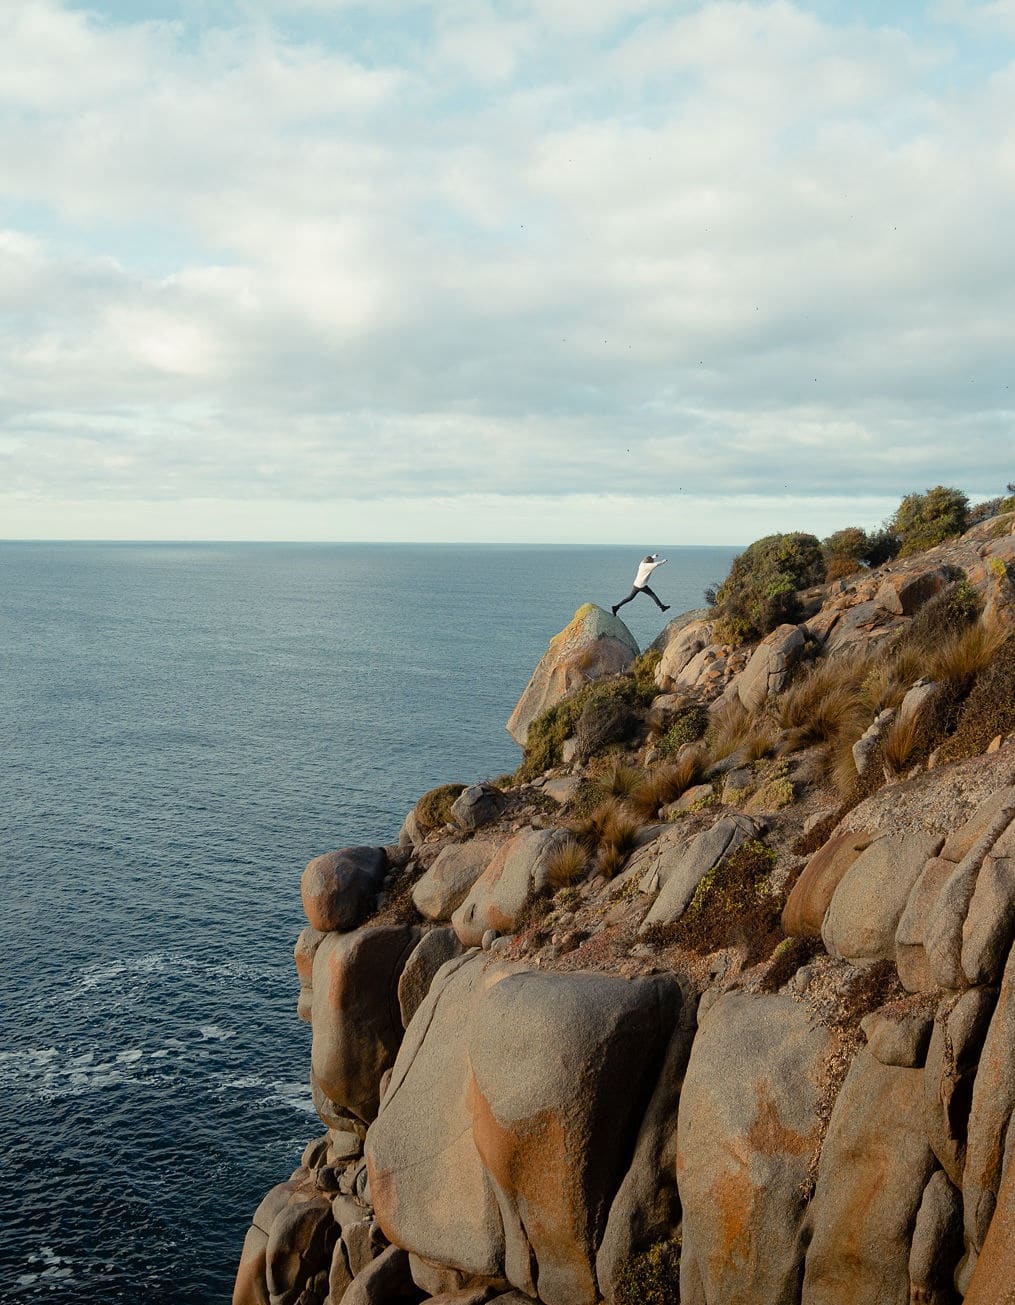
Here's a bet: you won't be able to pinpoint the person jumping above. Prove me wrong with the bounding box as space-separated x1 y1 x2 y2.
612 554 670 615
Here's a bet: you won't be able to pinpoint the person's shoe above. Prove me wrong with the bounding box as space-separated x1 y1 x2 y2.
611 605 619 616
661 604 670 611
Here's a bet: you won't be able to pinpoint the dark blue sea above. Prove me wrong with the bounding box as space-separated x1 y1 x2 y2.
0 541 737 1303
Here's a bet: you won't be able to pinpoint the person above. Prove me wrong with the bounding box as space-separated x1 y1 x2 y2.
612 554 670 615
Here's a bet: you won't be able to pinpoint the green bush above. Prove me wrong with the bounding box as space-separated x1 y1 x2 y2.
890 485 969 557
521 677 642 777
710 533 825 644
615 1236 682 1305
822 525 900 580
659 703 710 755
415 783 466 829
631 648 662 703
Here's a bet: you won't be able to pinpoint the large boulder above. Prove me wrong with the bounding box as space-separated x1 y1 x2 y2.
397 927 466 1028
876 566 950 616
301 847 388 933
821 830 943 964
366 953 680 1305
451 827 571 946
677 992 832 1305
735 623 806 713
965 1150 1015 1305
596 995 698 1304
450 784 508 832
963 934 1015 1257
782 830 874 939
506 604 639 747
654 619 713 690
310 925 419 1124
802 1049 937 1305
923 987 996 1186
412 839 501 921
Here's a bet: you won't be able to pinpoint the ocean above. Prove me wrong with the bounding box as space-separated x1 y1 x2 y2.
0 541 738 1303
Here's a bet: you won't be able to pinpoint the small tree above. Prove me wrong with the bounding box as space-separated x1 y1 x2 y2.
823 527 869 581
822 525 900 578
890 486 969 557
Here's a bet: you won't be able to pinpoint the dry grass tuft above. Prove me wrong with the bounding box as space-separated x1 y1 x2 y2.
859 645 925 714
925 620 1005 694
828 728 865 803
880 709 924 777
545 836 589 889
598 760 645 800
628 748 707 818
939 632 1015 762
705 698 755 761
777 655 871 749
565 797 644 880
741 718 778 761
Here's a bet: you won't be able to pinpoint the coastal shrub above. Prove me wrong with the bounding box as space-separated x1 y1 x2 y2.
938 632 1015 762
415 783 466 829
710 532 825 644
890 485 969 557
615 1236 682 1305
746 759 795 811
643 839 782 961
521 676 642 776
659 702 709 755
822 527 870 582
632 648 662 702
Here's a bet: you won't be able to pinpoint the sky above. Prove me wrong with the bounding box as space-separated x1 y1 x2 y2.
1 0 1013 544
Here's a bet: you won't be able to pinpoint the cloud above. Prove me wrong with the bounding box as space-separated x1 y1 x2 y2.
2 0 1014 540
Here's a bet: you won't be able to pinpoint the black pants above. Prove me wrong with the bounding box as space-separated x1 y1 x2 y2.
614 584 665 611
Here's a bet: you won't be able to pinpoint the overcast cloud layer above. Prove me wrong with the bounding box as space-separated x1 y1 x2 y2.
1 0 1013 542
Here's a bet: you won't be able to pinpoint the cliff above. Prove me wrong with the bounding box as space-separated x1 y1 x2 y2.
235 513 1015 1305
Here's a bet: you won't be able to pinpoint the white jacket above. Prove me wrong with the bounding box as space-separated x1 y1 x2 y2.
634 555 666 587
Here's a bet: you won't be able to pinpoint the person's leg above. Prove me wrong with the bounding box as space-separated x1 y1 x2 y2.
640 585 670 611
611 587 639 615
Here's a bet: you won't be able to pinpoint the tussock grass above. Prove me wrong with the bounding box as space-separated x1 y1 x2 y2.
705 698 754 761
741 719 778 761
628 748 708 819
925 620 1005 694
544 837 589 889
598 760 645 800
881 710 924 777
777 655 871 749
859 646 924 714
566 796 643 880
939 632 1015 761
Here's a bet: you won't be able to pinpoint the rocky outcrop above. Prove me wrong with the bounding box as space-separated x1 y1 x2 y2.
506 604 638 746
451 827 571 946
238 515 1015 1305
